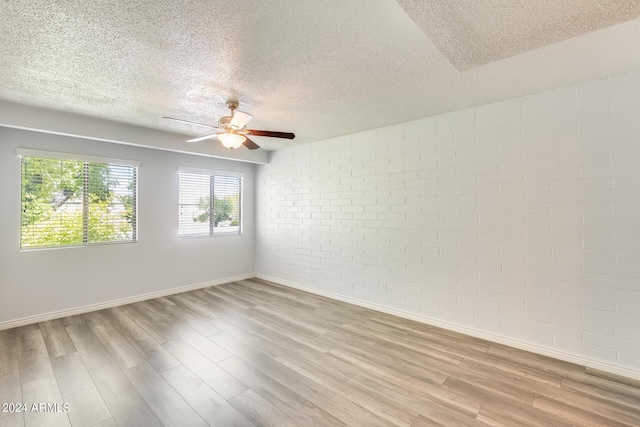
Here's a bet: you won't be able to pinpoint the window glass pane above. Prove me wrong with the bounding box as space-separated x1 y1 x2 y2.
88 163 137 243
213 175 241 236
21 157 84 248
179 172 211 236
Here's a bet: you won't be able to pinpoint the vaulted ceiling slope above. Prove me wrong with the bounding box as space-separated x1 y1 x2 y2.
397 0 640 71
1 0 640 151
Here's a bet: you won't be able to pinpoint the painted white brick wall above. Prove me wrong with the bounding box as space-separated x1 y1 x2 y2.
255 70 640 374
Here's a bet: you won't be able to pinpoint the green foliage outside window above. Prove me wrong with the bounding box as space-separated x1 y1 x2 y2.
194 196 235 226
21 156 136 248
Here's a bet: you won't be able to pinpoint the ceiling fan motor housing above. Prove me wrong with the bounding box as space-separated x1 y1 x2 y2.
218 116 232 127
219 100 239 128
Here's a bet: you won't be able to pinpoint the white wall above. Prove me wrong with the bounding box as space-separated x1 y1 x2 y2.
256 70 640 375
0 127 255 325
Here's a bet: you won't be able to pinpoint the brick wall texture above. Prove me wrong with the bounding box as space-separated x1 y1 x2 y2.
256 71 640 372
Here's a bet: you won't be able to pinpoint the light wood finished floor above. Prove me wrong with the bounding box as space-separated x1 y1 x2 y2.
1 278 639 427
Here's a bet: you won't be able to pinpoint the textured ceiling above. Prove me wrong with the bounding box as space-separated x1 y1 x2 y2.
1 0 640 151
396 0 640 71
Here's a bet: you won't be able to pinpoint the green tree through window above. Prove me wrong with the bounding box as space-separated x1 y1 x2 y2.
195 196 233 226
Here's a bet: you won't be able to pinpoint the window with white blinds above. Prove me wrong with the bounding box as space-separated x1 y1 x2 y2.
19 151 138 249
178 170 242 237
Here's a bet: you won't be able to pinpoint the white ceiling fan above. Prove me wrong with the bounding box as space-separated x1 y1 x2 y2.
163 100 295 150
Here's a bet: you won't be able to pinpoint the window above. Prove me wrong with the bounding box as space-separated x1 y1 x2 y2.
178 170 243 237
19 149 138 249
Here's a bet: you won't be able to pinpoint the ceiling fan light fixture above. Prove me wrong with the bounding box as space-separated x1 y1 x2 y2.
217 133 246 149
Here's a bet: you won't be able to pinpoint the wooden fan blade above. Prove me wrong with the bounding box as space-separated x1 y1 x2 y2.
245 130 295 139
163 116 219 128
242 137 260 150
187 133 221 143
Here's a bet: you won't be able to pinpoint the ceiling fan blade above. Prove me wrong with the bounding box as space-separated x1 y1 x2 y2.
242 137 260 150
186 132 221 143
230 110 253 130
246 130 295 139
163 116 219 128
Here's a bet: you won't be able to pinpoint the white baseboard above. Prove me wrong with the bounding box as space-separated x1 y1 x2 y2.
255 273 640 382
0 273 255 331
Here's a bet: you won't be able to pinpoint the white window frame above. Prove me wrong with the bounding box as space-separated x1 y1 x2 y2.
178 167 245 238
17 148 140 250
17 149 141 168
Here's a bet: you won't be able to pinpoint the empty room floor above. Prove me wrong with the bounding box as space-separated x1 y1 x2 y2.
1 279 639 427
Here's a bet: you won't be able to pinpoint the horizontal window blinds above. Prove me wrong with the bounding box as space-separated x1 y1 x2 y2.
87 162 137 244
178 171 242 237
20 155 137 249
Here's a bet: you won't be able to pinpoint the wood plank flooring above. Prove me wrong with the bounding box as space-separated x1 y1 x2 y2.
1 278 639 427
